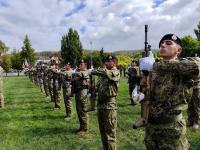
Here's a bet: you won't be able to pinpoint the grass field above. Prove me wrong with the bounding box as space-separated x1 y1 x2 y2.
0 76 200 150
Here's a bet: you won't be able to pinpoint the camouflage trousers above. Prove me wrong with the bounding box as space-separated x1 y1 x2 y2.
63 86 72 117
48 80 54 102
53 81 61 108
187 88 200 124
75 89 88 130
43 78 49 97
38 77 43 92
145 119 189 150
88 92 96 110
98 108 117 150
0 79 4 108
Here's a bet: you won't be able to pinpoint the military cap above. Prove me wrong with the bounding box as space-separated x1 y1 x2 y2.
78 59 87 64
159 34 182 47
66 62 72 66
105 55 118 62
131 59 137 63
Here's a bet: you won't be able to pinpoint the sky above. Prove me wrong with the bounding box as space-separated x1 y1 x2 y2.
0 0 200 52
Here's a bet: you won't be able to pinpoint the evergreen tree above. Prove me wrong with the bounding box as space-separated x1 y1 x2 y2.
20 35 36 66
194 21 200 41
61 28 83 67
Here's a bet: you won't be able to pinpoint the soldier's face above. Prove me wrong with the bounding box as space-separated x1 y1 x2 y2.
131 62 136 66
105 60 115 69
65 64 71 70
79 63 87 70
159 40 182 60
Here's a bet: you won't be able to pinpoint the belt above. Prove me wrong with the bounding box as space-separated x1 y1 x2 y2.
149 113 182 124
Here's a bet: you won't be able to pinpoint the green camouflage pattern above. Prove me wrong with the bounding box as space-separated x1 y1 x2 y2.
88 74 96 110
60 70 73 117
187 79 200 125
42 66 49 97
145 119 189 150
146 58 200 150
74 69 90 130
92 67 120 150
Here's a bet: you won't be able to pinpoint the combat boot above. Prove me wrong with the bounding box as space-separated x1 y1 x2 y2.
64 115 72 121
75 128 88 135
54 104 61 109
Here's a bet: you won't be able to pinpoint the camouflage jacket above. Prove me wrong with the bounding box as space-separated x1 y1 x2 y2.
92 67 120 98
149 58 200 119
127 66 140 84
73 69 90 92
60 70 73 88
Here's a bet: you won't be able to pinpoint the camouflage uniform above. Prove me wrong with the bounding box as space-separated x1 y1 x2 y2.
187 61 200 126
47 67 54 102
73 69 90 131
52 68 61 108
29 68 34 83
60 70 73 118
127 65 140 104
87 74 96 111
92 67 120 150
145 59 200 150
33 69 38 85
47 65 61 109
36 66 43 92
0 66 4 108
42 66 49 97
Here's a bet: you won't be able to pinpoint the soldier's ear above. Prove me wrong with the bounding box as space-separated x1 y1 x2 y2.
176 47 182 56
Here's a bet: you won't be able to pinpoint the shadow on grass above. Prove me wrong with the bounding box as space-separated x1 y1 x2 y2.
0 105 56 114
6 99 49 105
31 127 75 136
0 114 65 123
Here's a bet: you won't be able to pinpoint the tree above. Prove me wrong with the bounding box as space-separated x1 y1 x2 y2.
0 40 8 56
11 50 23 76
1 54 11 76
20 35 36 67
181 35 200 57
194 21 200 41
61 28 83 67
117 55 131 68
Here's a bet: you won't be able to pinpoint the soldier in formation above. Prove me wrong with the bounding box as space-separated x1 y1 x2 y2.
141 34 200 150
60 62 73 120
187 55 200 129
126 59 140 105
48 57 61 109
72 59 90 134
87 64 96 112
91 55 120 150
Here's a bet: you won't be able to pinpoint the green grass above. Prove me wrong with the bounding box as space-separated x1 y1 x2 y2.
0 76 200 150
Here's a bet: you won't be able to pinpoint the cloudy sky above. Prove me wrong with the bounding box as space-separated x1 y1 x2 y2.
0 0 199 52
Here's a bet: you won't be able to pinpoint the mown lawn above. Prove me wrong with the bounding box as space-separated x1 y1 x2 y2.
0 76 200 150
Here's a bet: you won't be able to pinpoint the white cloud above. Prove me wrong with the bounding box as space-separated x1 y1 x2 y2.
0 0 199 52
